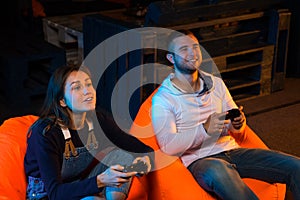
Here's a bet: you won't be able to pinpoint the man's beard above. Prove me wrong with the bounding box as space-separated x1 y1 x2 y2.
173 55 198 75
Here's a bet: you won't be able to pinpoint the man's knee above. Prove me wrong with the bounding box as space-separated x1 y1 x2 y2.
189 158 236 184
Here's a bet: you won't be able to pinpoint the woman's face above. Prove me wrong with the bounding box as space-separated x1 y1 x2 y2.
60 70 96 113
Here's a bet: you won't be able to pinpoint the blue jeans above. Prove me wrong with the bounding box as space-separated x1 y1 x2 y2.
187 148 300 200
88 149 134 197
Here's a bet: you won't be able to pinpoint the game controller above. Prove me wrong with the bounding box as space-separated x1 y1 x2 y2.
123 161 148 175
225 108 241 121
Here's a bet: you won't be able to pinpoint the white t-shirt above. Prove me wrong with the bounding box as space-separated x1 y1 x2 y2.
151 71 240 167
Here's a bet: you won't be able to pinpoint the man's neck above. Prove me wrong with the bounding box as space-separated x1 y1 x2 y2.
172 71 200 93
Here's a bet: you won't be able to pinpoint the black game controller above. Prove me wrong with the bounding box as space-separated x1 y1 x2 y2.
225 108 241 121
123 161 148 175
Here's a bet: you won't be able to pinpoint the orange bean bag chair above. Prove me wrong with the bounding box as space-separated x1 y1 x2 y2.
32 0 46 17
129 88 287 200
0 93 286 200
0 115 148 200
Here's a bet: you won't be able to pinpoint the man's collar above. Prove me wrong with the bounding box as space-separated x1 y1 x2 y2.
198 71 213 95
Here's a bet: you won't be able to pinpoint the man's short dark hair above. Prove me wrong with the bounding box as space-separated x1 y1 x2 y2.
167 29 195 53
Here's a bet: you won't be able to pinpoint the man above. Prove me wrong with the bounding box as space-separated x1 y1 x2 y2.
151 29 300 199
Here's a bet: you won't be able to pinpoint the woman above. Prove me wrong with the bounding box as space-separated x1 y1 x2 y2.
24 65 153 200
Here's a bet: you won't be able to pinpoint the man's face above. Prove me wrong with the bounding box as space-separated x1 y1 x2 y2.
60 70 96 113
168 34 202 74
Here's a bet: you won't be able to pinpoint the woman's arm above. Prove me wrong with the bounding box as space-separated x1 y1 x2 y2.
26 125 102 200
96 110 154 170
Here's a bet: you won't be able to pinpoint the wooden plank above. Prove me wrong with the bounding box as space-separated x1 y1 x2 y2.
42 12 92 64
268 9 291 92
200 30 262 57
261 45 275 66
261 63 272 95
204 44 274 70
169 12 265 30
149 0 284 26
220 61 262 73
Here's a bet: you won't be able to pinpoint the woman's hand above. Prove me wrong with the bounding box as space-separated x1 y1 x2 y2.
96 165 136 188
132 156 151 174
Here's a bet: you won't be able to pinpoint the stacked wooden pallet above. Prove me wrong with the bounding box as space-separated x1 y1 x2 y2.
0 36 66 107
42 12 92 65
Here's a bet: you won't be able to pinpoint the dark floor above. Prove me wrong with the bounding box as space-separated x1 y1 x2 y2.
242 77 300 158
0 77 299 199
241 77 300 200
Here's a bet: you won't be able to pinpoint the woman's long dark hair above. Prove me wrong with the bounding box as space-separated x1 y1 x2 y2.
29 65 92 135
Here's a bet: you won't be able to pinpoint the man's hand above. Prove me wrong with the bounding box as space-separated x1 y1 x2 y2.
230 106 246 131
203 112 230 135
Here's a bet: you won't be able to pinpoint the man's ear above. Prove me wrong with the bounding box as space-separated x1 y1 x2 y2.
166 53 175 64
60 99 67 107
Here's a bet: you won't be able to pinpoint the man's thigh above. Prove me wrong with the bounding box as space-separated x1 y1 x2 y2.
227 148 300 183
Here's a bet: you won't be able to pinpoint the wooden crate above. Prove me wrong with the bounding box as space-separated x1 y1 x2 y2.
268 9 291 92
0 38 66 107
83 8 287 118
42 12 92 65
210 45 274 101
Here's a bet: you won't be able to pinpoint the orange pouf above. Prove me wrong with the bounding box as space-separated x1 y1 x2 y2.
0 115 148 200
129 88 286 200
0 115 38 199
0 89 286 199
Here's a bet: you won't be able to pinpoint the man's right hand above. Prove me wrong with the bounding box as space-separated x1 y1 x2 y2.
203 112 230 135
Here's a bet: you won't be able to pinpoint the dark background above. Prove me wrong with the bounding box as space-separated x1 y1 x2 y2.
0 1 299 199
